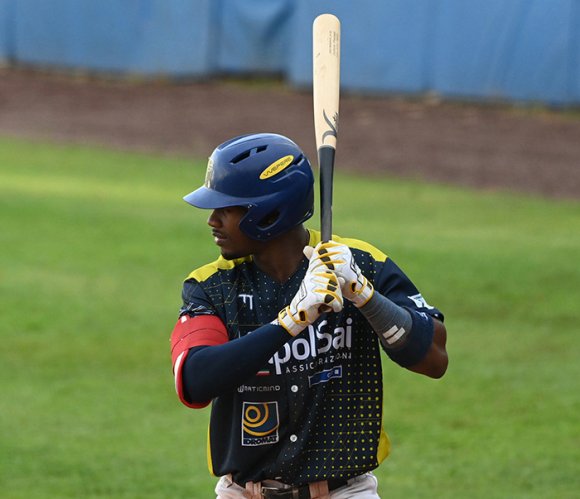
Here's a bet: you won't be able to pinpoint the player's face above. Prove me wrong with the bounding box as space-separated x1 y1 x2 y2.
207 206 260 260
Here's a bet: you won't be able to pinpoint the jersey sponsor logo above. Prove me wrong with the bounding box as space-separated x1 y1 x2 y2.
408 293 434 310
308 365 342 387
259 155 294 179
268 317 353 375
237 384 281 393
241 401 279 446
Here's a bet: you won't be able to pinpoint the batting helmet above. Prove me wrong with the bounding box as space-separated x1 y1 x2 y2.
184 133 314 240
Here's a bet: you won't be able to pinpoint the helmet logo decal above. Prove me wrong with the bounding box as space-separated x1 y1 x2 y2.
259 155 294 180
204 158 214 187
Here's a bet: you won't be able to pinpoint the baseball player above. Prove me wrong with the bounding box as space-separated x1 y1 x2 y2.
170 133 448 499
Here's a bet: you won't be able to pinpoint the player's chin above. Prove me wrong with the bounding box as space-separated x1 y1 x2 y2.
216 237 256 260
219 246 247 261
219 250 236 260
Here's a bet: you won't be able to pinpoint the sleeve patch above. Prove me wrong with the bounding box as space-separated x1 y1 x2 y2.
170 314 228 409
407 293 435 310
170 314 228 365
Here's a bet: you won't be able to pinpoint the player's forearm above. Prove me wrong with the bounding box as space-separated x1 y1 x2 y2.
182 324 289 403
359 291 446 377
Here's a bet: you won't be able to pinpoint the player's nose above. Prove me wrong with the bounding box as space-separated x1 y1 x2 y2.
207 209 222 228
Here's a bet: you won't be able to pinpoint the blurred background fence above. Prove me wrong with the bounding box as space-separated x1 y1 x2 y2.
1 0 580 105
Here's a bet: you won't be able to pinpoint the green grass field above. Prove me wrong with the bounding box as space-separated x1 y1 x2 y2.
1 137 578 498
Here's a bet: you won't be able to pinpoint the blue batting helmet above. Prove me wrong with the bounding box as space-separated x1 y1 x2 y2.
184 133 314 240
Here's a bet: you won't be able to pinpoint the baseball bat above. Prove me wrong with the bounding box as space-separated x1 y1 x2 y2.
313 13 341 243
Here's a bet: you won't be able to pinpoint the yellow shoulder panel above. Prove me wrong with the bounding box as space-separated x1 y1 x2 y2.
187 255 252 282
307 229 388 261
335 236 388 261
308 229 322 247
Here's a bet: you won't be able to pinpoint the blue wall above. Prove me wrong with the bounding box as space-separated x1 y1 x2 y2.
215 0 295 74
289 0 580 104
1 0 579 104
0 0 15 61
2 0 217 75
429 0 580 103
290 1 436 94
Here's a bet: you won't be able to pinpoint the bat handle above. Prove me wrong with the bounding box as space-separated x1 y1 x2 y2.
319 146 335 242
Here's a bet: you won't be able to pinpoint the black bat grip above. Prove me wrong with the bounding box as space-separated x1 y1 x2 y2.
318 146 335 242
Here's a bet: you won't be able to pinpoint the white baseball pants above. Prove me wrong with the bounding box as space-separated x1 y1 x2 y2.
215 472 381 498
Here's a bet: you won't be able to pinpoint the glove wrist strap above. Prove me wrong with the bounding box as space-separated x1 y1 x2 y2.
276 307 304 337
353 279 374 308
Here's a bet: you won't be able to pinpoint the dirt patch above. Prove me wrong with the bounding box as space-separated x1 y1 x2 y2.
1 67 579 199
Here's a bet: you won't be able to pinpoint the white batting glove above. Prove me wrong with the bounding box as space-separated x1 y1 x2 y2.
277 263 343 337
304 241 374 308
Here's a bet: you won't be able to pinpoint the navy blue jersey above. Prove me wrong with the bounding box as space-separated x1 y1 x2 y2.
178 230 443 486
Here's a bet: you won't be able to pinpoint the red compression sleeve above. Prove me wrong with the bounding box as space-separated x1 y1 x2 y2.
170 314 228 408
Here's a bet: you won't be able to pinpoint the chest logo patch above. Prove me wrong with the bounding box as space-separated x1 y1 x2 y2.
238 293 254 309
241 402 280 446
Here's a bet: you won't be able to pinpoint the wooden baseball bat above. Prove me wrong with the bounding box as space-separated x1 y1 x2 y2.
313 13 341 243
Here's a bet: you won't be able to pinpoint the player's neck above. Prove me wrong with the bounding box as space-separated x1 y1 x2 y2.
253 226 310 283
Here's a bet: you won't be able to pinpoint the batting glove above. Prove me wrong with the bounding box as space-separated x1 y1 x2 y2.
304 241 374 308
277 264 343 337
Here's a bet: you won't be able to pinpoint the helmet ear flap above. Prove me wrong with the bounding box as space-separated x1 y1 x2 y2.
239 204 280 240
257 210 281 229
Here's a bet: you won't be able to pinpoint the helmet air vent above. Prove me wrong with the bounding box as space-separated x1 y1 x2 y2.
231 145 268 165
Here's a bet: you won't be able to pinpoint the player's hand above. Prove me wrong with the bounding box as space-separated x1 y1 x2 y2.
304 241 374 308
277 264 343 337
